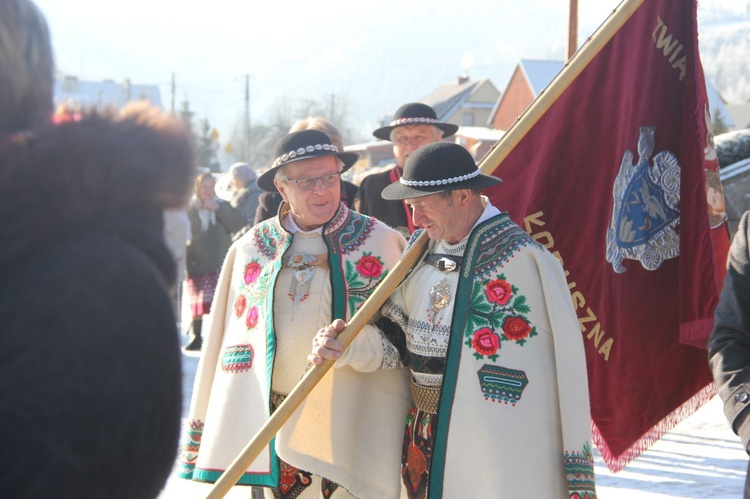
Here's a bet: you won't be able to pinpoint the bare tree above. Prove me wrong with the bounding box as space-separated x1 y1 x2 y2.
229 93 361 169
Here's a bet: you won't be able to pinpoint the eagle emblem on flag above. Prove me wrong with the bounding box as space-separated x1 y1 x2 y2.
606 126 681 273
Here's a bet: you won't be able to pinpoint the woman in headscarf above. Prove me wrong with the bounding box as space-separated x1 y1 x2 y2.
185 171 246 351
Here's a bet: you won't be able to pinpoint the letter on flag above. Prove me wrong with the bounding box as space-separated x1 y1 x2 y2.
483 0 730 471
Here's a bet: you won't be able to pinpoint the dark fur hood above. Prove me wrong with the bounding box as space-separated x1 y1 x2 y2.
0 104 196 272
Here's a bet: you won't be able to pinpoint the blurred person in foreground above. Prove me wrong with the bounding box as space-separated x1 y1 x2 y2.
184 171 246 351
708 210 750 499
254 117 358 224
0 1 195 497
307 142 596 498
180 129 407 498
353 102 457 238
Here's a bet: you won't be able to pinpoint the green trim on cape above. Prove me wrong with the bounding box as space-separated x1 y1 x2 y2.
428 214 510 498
193 464 278 487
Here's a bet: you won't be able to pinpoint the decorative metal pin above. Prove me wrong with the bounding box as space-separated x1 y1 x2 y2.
437 257 457 272
429 277 452 319
285 253 318 306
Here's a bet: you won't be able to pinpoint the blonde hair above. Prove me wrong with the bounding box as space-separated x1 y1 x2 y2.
0 0 54 136
193 172 215 198
289 117 344 151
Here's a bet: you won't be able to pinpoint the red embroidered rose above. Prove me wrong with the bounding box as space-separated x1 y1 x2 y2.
357 255 383 279
244 262 261 285
485 278 513 306
472 327 501 356
245 306 259 329
234 295 247 318
502 316 532 341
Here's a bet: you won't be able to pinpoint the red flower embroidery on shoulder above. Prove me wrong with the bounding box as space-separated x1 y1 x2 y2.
502 316 532 341
356 254 383 279
234 295 247 318
472 328 501 356
244 262 261 285
485 278 513 306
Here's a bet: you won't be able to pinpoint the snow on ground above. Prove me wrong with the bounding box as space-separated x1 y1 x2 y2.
159 343 747 499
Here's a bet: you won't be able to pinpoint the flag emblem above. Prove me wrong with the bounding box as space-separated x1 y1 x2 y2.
606 126 681 273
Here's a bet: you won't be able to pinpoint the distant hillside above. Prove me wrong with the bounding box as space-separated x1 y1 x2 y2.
700 23 750 104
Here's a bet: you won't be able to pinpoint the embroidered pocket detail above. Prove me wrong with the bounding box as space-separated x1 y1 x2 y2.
477 364 528 406
221 344 254 373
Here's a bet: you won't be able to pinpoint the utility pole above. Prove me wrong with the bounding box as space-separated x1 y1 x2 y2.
567 0 578 60
244 74 251 159
171 72 176 115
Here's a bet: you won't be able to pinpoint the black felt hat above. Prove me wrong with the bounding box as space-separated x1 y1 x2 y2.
381 141 501 200
372 102 459 141
256 129 359 192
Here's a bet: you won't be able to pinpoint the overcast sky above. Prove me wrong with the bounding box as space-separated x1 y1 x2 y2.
32 0 750 142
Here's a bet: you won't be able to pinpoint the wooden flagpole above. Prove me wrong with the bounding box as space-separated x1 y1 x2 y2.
206 1 645 496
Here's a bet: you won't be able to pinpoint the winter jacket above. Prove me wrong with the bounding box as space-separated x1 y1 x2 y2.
186 199 245 277
709 210 750 454
0 106 194 498
229 184 262 227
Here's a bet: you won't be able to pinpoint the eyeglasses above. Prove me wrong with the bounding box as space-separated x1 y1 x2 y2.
283 172 341 191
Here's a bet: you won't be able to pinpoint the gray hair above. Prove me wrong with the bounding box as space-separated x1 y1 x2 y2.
289 116 344 151
0 0 54 136
229 162 257 185
274 165 289 183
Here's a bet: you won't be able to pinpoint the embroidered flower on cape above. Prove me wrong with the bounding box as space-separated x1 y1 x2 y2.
465 273 537 359
471 327 501 360
234 294 247 318
344 252 389 314
234 259 269 330
356 254 384 278
502 316 532 341
485 278 513 305
243 261 261 284
245 306 259 329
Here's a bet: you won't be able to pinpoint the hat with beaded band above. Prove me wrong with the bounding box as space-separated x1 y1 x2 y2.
256 129 359 192
381 141 501 200
372 102 459 141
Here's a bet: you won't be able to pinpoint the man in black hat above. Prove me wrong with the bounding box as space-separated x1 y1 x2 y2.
307 142 596 498
353 102 458 238
180 129 408 498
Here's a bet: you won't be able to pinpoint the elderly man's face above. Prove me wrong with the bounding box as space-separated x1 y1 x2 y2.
274 156 341 231
406 190 473 244
392 125 441 168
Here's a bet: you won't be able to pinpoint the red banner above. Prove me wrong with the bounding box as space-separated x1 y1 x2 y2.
484 0 730 471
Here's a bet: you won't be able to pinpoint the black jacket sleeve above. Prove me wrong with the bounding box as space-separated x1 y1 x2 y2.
708 210 750 454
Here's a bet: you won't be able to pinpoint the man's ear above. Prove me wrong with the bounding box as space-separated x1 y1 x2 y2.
274 179 288 203
455 189 472 206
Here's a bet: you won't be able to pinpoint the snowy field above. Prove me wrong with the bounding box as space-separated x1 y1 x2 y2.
160 347 747 499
